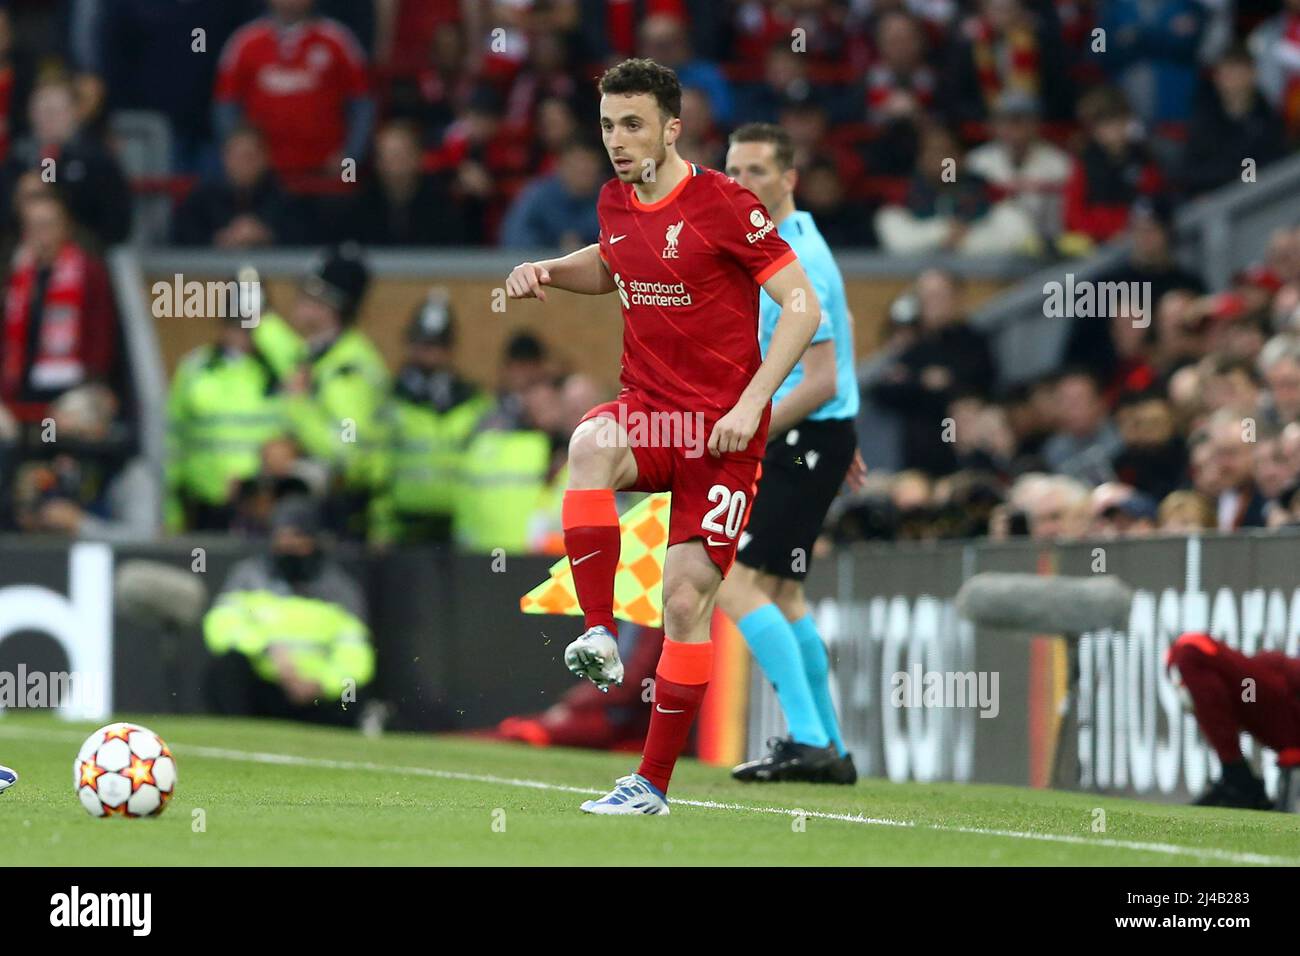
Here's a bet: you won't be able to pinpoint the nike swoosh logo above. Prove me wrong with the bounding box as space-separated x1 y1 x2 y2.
571 551 601 566
656 705 685 714
609 234 627 244
705 536 729 547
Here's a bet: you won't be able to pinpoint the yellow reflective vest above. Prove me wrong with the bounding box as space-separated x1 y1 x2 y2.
454 428 553 554
165 344 284 527
371 386 491 543
282 329 392 492
204 588 374 699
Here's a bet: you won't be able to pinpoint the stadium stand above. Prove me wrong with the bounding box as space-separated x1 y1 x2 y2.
1 0 1300 554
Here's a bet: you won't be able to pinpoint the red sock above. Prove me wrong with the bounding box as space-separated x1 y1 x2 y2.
1168 633 1242 762
562 488 621 635
638 638 713 794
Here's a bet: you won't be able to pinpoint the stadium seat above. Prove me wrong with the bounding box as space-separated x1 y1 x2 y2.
1275 747 1300 813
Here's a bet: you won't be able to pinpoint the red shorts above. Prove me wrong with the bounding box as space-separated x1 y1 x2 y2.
581 392 768 576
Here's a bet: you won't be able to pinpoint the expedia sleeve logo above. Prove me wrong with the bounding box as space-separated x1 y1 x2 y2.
746 209 776 244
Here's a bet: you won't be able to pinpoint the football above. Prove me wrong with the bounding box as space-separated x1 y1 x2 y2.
74 722 176 818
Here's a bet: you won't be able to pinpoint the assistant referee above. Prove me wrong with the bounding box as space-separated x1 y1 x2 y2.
717 123 862 784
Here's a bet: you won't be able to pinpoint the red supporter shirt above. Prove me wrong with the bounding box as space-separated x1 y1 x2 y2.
215 16 369 176
388 0 463 75
597 163 797 419
602 0 686 57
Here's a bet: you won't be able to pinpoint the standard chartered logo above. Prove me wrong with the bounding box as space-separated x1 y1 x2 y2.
612 272 693 309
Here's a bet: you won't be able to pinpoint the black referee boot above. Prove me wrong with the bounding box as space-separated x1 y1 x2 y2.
732 737 837 782
822 751 858 785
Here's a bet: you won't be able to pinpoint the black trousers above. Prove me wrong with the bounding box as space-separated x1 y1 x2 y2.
205 652 358 727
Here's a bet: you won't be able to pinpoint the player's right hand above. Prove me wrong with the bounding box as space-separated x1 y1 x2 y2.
708 400 763 457
506 261 552 301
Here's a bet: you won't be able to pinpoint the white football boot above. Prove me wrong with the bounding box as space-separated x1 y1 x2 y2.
563 625 624 693
580 773 670 815
0 765 17 793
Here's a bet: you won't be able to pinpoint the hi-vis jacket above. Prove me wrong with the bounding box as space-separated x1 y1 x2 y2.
165 342 283 525
203 555 374 699
254 313 391 493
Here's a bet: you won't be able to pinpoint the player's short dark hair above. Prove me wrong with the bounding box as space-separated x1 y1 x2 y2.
729 123 795 172
598 58 682 119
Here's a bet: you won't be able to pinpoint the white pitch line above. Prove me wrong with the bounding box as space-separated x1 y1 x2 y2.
184 744 917 829
2 723 1294 865
185 746 1293 864
939 825 1293 867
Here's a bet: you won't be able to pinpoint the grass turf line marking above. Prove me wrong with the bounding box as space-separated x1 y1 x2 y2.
2 724 1293 865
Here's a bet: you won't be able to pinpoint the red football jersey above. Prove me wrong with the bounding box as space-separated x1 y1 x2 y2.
215 17 369 176
597 163 797 419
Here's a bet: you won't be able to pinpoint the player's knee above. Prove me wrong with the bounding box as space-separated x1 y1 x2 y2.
662 578 710 635
567 418 622 486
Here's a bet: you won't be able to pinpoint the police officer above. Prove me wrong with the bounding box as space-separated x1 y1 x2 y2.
165 267 284 531
279 245 390 539
372 290 490 545
455 371 582 555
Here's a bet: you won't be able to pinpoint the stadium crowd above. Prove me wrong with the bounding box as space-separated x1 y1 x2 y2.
1 0 1300 559
0 0 1295 251
840 233 1300 546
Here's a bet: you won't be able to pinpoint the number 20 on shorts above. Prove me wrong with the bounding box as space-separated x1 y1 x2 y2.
701 484 747 539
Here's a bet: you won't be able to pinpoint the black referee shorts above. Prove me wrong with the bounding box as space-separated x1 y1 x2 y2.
735 417 857 581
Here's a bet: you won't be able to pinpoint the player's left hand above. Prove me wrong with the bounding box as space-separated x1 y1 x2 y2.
708 400 762 457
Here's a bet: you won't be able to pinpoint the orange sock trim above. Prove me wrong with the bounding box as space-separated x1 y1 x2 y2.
562 488 618 529
656 638 714 685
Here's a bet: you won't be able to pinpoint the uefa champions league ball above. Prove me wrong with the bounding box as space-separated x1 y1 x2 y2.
74 722 176 818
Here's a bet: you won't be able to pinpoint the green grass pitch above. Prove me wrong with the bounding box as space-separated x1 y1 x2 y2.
1 713 1297 866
